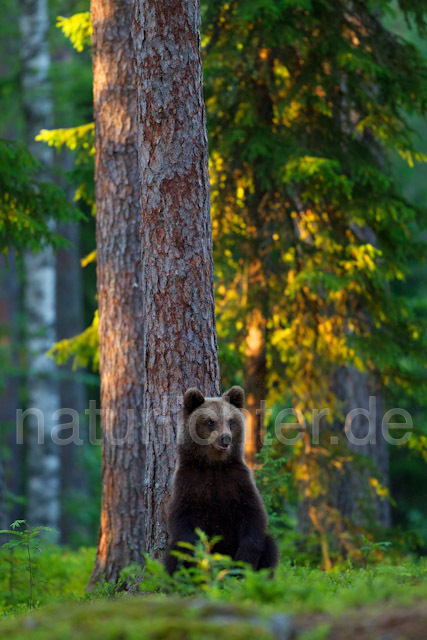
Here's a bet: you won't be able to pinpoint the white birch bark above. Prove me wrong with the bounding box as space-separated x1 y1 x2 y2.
20 0 60 531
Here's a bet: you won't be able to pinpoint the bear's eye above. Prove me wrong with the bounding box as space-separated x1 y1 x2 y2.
207 419 216 430
228 419 235 429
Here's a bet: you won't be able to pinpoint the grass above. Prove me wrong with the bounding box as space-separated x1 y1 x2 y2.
1 542 427 638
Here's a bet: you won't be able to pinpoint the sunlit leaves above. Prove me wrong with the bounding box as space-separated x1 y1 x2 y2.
205 0 427 407
36 123 94 164
37 124 95 209
49 311 99 371
56 13 92 52
203 0 427 552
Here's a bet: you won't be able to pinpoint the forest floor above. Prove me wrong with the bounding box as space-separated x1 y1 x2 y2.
0 546 426 639
297 601 427 639
1 592 427 639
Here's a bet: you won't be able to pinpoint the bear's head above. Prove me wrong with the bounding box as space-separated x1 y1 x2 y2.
178 386 246 466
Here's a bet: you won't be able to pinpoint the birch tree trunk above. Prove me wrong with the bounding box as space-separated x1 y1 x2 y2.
89 0 145 586
20 0 60 531
132 0 221 559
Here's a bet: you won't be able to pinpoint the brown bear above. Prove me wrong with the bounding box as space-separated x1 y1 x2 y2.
164 385 279 575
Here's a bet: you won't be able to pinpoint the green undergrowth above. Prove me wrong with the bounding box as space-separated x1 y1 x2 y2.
1 537 427 630
1 559 427 640
0 598 276 640
139 554 427 615
0 544 95 615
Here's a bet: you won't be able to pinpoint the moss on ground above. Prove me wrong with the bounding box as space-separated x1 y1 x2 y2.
2 591 427 640
0 597 281 640
2 548 427 639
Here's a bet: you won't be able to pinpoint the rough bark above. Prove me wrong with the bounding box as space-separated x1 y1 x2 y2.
89 0 145 586
20 0 61 531
131 0 221 559
56 212 87 543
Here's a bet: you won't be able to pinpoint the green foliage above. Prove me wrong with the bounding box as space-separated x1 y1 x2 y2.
0 139 80 253
203 0 427 548
49 310 99 371
360 534 392 569
57 13 92 52
0 597 275 640
36 124 94 166
36 124 95 211
205 0 427 405
255 436 293 538
1 540 427 639
0 537 95 615
141 546 427 614
141 529 246 597
0 521 59 610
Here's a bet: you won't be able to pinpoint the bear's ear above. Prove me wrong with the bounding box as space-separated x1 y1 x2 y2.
184 388 205 414
222 385 245 409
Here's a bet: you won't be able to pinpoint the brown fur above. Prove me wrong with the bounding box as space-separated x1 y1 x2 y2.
164 386 279 574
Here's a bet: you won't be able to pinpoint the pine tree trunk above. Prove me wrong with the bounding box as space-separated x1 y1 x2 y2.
132 0 221 559
89 0 145 586
20 0 61 531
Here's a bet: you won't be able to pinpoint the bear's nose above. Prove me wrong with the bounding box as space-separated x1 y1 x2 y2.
220 433 232 447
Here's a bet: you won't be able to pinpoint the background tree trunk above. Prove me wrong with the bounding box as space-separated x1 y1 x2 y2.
89 0 145 586
132 0 221 560
20 0 61 531
298 367 391 564
325 54 391 533
56 208 87 543
244 306 266 465
0 456 4 529
332 367 391 528
0 253 20 528
242 82 272 467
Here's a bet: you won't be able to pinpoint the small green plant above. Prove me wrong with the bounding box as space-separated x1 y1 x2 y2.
141 529 245 596
255 434 293 539
0 520 58 609
360 535 392 569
